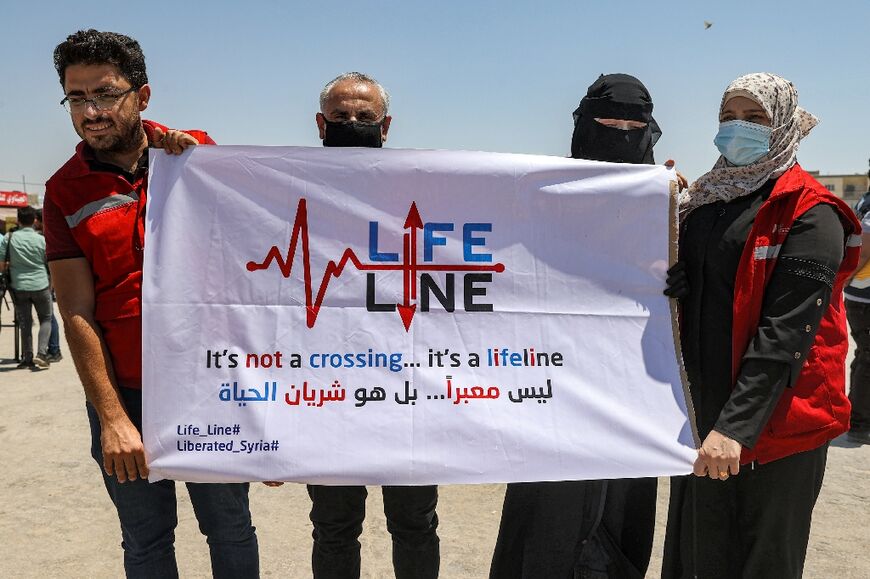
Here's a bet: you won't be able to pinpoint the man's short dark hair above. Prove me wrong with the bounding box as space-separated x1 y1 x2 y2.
18 206 36 226
54 29 148 89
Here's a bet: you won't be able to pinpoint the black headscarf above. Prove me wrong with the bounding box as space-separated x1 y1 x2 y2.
570 73 661 164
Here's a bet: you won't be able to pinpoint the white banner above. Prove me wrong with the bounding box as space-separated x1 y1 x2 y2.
143 146 696 484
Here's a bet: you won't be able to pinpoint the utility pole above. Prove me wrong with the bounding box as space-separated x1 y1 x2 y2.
22 174 26 193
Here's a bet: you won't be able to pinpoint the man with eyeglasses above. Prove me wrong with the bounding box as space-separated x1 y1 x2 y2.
288 72 440 579
42 29 259 578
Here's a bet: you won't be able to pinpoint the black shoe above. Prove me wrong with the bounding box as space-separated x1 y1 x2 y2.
46 352 63 363
847 430 870 445
16 360 34 369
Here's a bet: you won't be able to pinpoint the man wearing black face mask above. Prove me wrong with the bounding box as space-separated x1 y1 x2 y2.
316 72 392 148
306 72 440 579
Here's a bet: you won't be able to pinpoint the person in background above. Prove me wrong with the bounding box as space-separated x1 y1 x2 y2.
662 72 859 579
843 167 870 445
0 205 52 369
33 208 63 363
490 74 677 579
43 29 259 578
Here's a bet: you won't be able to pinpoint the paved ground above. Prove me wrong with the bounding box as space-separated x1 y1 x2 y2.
0 307 867 578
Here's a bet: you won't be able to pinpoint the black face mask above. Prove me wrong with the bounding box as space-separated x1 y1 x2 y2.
571 119 653 164
323 118 384 148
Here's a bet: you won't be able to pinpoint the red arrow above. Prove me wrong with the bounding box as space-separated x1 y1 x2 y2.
397 303 417 332
398 202 423 331
403 201 423 229
404 202 423 300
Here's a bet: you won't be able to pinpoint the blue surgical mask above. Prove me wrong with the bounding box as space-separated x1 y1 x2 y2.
713 120 772 166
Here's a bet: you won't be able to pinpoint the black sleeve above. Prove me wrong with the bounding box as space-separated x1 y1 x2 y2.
714 203 846 448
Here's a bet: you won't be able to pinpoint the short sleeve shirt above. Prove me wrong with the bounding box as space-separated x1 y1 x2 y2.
0 227 49 291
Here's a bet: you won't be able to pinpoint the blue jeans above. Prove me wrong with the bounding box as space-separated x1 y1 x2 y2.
87 387 259 578
307 484 439 579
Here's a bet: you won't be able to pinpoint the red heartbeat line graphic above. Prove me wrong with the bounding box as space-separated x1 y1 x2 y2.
246 199 505 331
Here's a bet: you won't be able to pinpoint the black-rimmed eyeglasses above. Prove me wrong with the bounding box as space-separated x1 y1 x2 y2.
60 87 137 113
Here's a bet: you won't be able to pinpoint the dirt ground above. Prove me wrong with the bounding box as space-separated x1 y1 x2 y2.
1 316 867 578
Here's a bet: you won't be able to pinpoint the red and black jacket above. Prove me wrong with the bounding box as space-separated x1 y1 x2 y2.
731 164 861 463
44 120 214 389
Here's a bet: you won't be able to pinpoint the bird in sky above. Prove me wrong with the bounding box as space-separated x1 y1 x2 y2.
704 21 713 29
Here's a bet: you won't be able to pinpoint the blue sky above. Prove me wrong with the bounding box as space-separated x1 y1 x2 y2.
1 0 867 197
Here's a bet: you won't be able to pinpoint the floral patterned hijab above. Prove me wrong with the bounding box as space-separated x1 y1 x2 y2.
679 72 818 213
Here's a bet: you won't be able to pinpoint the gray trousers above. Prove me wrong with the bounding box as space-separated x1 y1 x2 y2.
13 287 52 360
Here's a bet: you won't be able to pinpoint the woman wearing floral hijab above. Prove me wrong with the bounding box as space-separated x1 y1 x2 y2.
662 73 860 578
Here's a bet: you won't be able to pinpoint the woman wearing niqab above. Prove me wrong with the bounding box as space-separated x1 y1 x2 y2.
489 73 664 579
570 73 661 164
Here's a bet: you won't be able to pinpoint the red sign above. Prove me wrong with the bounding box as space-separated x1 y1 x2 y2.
0 191 28 207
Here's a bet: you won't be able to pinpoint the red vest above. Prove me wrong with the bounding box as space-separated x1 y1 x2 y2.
45 120 214 389
731 164 861 463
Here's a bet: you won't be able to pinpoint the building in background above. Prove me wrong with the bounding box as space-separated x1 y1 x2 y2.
808 171 870 203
